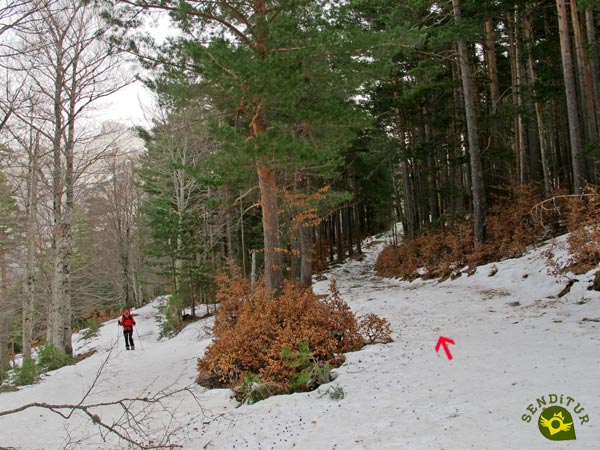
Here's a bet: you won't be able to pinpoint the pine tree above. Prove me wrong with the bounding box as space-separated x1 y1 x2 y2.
0 171 22 377
104 0 368 294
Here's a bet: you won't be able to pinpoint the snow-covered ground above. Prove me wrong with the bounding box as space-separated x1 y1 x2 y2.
1 235 599 449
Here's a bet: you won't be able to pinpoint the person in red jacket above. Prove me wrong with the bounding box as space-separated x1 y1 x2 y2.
118 308 136 350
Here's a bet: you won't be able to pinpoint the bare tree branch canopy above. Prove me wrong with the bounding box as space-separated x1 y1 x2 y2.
0 344 209 449
0 0 54 37
0 0 136 357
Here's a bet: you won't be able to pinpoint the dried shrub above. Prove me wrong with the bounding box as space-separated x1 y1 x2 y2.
376 185 547 279
541 186 600 274
563 187 600 273
197 276 390 400
375 221 473 280
358 313 393 344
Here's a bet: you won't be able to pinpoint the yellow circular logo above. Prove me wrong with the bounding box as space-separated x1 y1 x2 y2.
538 406 576 441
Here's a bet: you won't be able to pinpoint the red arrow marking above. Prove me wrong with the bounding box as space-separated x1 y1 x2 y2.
435 336 455 360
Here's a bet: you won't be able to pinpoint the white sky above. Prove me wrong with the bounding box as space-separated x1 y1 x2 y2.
94 79 158 129
93 13 179 129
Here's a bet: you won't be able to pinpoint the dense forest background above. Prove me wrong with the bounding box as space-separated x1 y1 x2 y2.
0 0 599 379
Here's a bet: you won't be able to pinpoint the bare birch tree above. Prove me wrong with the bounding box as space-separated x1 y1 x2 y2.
4 0 131 355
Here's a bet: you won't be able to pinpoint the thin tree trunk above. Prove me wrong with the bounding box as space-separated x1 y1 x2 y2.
452 0 486 245
450 63 466 215
400 157 416 240
353 204 362 254
557 0 585 192
335 209 344 263
508 12 521 184
298 224 312 287
175 214 184 294
485 15 502 147
345 203 354 256
225 198 236 261
571 0 598 147
424 116 439 224
250 249 257 290
514 8 529 184
585 9 600 133
0 247 8 375
485 13 511 187
61 47 80 357
239 195 247 278
23 133 39 360
47 41 64 352
328 216 334 262
523 5 552 194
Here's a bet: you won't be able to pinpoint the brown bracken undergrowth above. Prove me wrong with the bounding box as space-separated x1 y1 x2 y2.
377 185 600 280
197 276 392 395
376 185 552 279
544 185 600 274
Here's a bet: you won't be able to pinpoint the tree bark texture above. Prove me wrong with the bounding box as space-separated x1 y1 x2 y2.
523 5 552 194
23 134 39 359
452 0 486 245
0 247 8 374
257 164 283 295
557 0 585 192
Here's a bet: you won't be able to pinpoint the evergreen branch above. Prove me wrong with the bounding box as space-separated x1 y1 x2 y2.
117 0 253 48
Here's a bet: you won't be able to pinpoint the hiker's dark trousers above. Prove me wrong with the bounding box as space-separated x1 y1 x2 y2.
123 330 134 348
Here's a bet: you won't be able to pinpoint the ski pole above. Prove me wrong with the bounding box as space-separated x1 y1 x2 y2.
116 321 120 349
134 325 144 350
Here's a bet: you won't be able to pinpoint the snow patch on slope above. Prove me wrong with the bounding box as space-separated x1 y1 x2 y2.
0 234 599 449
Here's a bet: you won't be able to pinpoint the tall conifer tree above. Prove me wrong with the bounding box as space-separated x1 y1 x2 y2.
106 0 367 294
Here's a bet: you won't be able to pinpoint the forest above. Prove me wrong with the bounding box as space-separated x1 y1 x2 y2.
0 0 599 387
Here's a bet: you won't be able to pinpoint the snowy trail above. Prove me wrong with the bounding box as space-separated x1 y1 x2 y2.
0 236 599 449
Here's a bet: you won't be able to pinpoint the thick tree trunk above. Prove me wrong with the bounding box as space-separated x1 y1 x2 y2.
557 0 585 192
452 0 486 245
49 40 74 357
257 165 283 294
250 4 283 295
51 223 71 356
